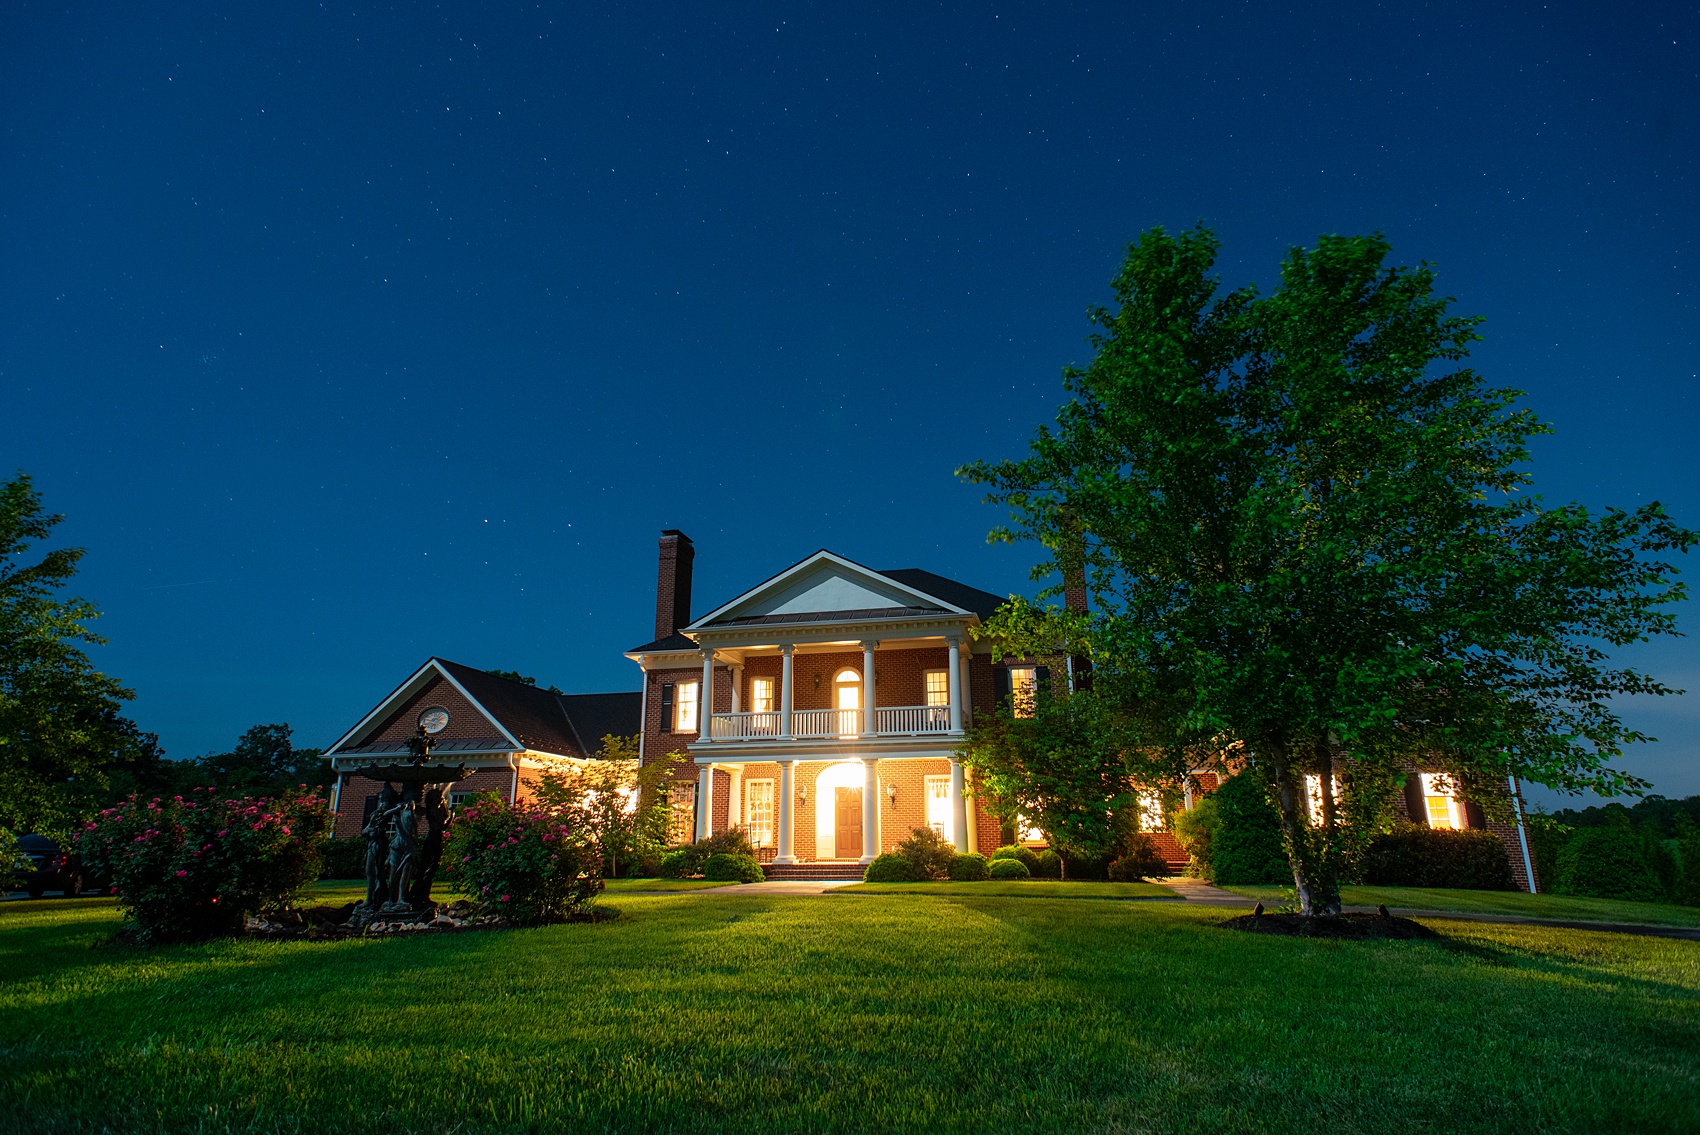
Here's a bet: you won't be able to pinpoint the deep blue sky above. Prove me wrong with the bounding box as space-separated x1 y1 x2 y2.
3 2 1695 805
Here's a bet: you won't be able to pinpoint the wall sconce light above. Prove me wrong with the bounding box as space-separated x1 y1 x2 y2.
797 786 809 806
813 672 822 690
885 782 898 807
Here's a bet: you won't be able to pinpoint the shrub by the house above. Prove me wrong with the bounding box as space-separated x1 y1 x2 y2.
1210 773 1290 885
1553 826 1666 902
1108 833 1172 881
319 835 366 880
864 853 922 882
657 828 757 878
703 852 763 883
75 788 332 944
443 795 602 926
892 826 956 880
1033 849 1064 879
1172 795 1218 880
988 857 1031 880
948 852 989 880
989 845 1041 872
1363 825 1515 890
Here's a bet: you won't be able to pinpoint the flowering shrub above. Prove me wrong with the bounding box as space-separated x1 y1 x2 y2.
443 793 602 926
75 788 332 943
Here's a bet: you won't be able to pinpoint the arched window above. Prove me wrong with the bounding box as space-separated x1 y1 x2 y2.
834 668 861 710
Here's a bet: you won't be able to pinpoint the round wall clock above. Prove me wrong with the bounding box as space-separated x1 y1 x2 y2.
418 707 450 734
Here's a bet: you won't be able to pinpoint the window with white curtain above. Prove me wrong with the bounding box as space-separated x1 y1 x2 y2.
675 680 700 733
746 779 775 847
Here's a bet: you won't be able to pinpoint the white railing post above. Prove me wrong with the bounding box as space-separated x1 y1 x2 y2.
861 640 876 738
948 637 963 734
776 759 796 864
780 644 794 740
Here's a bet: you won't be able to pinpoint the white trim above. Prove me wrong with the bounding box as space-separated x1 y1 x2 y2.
324 658 523 757
686 550 972 630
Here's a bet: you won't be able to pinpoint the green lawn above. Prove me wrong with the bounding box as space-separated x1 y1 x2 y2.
837 879 1175 899
1220 884 1700 928
2 893 1696 1133
603 878 736 892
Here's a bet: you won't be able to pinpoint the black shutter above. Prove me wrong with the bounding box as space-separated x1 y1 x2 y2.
1034 666 1052 696
1403 775 1429 827
1463 800 1486 830
993 667 1012 710
660 683 675 734
361 794 379 825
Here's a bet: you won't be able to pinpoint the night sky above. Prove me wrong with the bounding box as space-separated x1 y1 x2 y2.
3 3 1695 804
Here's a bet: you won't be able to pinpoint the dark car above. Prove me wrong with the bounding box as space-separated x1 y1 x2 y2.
17 834 85 898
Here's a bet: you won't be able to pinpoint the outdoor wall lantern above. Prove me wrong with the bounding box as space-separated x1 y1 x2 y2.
797 786 809 805
885 782 898 807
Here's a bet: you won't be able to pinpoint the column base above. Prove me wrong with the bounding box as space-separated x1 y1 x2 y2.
772 855 797 865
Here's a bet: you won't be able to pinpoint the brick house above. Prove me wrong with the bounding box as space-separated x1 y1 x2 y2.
627 531 1021 878
322 658 639 839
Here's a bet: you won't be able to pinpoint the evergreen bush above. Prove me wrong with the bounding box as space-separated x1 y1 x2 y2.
657 849 694 878
1033 849 1064 879
989 845 1041 872
893 826 956 880
1363 825 1515 890
75 788 332 944
1675 817 1700 907
948 852 989 881
1553 825 1665 902
864 853 922 882
702 852 763 883
318 835 366 880
656 828 757 878
1173 796 1218 880
1210 774 1290 885
988 857 1031 880
1108 833 1172 881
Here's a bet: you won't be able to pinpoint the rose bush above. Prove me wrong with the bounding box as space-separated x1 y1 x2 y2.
443 793 602 925
75 787 331 943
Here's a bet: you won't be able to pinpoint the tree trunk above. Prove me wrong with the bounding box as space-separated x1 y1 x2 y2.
1268 741 1342 917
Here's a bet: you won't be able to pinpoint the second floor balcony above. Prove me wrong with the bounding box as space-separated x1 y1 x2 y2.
708 703 955 742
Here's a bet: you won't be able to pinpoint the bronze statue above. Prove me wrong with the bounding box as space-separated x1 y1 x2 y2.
360 782 400 909
408 786 450 908
382 786 422 912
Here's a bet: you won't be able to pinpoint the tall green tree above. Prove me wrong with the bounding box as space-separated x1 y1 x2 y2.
0 473 161 838
961 226 1694 916
173 723 331 795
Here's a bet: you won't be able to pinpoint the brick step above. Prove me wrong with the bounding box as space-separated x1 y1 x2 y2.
762 862 867 880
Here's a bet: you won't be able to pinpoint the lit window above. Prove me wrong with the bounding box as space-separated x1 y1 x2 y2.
668 784 696 843
1138 791 1164 832
746 780 775 847
834 668 861 734
926 776 952 841
1420 773 1465 830
1010 667 1037 718
924 669 950 707
751 677 775 714
675 681 700 733
1304 775 1342 825
1016 812 1044 843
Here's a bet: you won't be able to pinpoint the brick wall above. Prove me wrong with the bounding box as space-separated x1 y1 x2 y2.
365 676 501 746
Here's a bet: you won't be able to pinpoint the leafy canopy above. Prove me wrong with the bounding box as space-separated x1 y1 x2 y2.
961 227 1693 912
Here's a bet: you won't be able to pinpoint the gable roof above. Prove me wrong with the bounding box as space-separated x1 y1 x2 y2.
328 658 641 760
677 549 1008 635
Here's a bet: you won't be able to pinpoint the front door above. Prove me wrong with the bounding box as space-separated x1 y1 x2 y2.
835 786 862 858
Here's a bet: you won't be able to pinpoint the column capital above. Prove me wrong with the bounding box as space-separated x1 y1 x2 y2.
779 642 795 655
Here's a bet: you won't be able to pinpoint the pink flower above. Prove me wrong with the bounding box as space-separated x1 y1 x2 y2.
175 870 188 877
500 894 510 902
217 830 228 837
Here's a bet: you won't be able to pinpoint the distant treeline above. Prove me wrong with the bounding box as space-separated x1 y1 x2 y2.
1541 795 1700 838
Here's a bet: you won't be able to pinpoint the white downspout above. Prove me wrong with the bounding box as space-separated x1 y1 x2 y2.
1509 774 1537 894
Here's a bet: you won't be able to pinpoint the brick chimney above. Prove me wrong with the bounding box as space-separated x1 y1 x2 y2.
654 530 695 642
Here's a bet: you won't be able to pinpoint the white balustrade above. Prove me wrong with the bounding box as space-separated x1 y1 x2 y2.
709 705 952 741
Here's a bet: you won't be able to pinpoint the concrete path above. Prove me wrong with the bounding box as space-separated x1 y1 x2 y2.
617 879 859 897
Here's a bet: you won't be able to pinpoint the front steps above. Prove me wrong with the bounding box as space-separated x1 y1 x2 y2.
762 861 867 881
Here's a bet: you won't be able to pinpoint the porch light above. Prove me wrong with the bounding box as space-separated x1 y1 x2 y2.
797 785 809 805
885 782 898 807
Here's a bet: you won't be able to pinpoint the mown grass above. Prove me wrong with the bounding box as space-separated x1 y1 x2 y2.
603 878 736 892
836 880 1174 899
1220 884 1700 927
1 892 1696 1133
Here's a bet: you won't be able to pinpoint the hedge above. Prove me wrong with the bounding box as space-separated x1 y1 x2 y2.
1363 825 1515 890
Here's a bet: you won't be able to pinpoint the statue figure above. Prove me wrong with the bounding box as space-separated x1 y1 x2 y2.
383 786 422 911
408 786 450 909
360 782 400 909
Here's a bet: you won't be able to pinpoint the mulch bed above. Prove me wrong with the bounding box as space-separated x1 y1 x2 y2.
242 900 620 940
1219 910 1440 940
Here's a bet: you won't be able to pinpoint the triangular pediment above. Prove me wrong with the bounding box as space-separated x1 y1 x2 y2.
688 551 968 629
324 659 522 757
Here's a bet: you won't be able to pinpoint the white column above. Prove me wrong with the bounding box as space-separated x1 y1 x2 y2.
960 648 973 721
700 650 715 742
780 644 795 740
949 758 969 852
695 763 713 840
775 759 797 864
728 767 743 829
861 640 877 737
861 758 881 862
947 637 963 733
731 665 743 713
